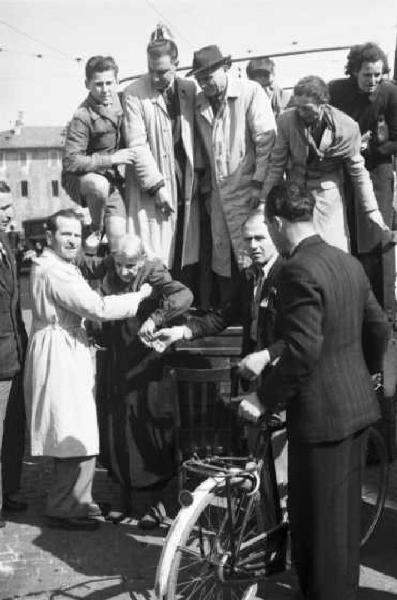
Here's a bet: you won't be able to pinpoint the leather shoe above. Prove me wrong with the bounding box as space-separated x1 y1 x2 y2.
3 496 28 512
46 516 100 531
0 516 5 528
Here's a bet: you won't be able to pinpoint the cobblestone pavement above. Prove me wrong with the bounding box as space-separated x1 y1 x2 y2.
0 455 396 600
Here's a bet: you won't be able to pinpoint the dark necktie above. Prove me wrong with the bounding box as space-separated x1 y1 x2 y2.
250 270 265 343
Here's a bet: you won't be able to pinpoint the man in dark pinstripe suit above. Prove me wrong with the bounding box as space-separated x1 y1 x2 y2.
242 183 389 600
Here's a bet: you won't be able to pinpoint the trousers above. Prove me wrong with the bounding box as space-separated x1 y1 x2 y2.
45 455 97 518
0 374 25 512
288 428 366 600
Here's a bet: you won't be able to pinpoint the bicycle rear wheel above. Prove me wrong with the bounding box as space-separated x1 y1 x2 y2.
162 474 286 599
361 426 389 547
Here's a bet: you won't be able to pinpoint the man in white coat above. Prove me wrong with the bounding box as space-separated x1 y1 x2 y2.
24 209 152 530
188 45 276 303
123 25 199 297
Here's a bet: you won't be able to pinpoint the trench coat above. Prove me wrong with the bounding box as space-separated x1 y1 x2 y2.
24 249 145 458
195 76 276 278
263 106 379 252
123 75 199 269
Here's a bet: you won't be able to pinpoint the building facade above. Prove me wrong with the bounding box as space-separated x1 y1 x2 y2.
0 122 76 230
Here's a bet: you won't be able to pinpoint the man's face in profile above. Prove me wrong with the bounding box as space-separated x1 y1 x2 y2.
0 200 14 233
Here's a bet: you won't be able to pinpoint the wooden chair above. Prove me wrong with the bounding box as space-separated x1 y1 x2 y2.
166 366 244 464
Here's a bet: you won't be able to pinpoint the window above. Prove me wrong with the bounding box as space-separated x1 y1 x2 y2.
51 180 59 197
21 180 29 197
19 151 27 166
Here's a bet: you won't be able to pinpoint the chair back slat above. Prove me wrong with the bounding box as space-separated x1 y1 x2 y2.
168 366 243 460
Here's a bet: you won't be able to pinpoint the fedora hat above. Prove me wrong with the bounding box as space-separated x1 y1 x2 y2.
186 45 231 77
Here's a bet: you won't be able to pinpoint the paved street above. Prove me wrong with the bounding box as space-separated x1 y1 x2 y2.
0 285 394 599
0 454 396 599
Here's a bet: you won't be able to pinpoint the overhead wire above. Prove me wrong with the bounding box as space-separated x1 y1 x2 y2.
0 19 82 62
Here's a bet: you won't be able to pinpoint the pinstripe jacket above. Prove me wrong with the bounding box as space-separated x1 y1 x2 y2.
262 235 389 443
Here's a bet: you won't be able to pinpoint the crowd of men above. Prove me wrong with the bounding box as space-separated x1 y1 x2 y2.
0 24 397 600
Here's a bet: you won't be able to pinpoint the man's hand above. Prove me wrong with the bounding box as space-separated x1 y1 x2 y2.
139 283 153 300
22 249 37 262
138 317 156 343
238 349 271 381
360 130 372 153
238 393 264 423
155 187 174 218
150 326 192 351
111 149 136 166
368 209 389 231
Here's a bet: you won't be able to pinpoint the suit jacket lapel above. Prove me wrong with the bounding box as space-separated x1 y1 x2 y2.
0 235 15 294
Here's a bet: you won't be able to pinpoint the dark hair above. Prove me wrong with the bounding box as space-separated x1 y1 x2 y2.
266 183 315 222
46 209 83 233
147 40 178 61
345 42 390 76
293 75 330 104
85 55 119 81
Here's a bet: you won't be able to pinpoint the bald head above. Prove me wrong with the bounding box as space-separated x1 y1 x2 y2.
114 234 144 258
113 234 146 283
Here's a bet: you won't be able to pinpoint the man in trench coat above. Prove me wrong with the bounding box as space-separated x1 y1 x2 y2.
188 45 276 304
123 25 199 296
24 209 153 530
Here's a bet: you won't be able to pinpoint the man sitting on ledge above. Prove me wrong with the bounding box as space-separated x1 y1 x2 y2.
62 55 134 253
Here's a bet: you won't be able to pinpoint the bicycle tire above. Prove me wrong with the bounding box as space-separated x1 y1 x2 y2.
156 463 287 600
156 474 263 600
361 425 389 547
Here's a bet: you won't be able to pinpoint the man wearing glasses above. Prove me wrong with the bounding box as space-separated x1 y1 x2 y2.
189 45 276 303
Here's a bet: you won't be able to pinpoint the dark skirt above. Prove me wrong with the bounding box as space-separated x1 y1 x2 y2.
96 345 179 490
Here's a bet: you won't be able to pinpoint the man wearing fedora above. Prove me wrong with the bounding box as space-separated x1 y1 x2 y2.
246 57 290 120
123 25 200 300
188 45 276 303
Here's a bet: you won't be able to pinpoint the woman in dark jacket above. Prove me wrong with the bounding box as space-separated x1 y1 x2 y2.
94 234 193 527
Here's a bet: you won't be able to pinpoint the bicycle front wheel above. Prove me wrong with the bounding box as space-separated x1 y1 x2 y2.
361 425 389 547
161 466 286 600
165 480 259 600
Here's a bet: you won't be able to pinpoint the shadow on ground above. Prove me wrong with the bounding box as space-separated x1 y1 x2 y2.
2 457 397 599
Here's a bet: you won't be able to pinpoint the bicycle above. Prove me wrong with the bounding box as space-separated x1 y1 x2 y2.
155 411 389 600
155 411 289 600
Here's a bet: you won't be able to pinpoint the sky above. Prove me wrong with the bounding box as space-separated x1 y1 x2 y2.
1 0 396 131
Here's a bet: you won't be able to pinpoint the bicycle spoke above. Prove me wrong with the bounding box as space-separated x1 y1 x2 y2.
184 571 216 600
